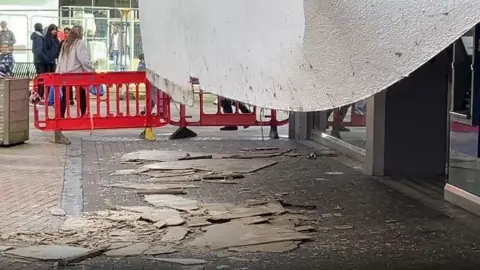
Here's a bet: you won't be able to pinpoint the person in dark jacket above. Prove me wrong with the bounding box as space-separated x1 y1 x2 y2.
31 23 49 99
43 24 60 72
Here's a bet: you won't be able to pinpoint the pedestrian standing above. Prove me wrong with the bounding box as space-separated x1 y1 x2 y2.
109 25 126 71
55 25 95 144
0 21 16 51
31 23 50 99
44 24 60 72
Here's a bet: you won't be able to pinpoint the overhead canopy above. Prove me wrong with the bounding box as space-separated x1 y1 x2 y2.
140 0 480 111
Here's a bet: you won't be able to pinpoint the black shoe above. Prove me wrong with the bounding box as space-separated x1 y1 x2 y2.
338 126 350 132
220 126 238 131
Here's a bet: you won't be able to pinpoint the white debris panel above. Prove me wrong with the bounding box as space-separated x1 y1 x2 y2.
139 0 480 111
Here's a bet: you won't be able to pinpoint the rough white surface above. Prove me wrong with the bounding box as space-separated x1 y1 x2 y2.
140 0 480 111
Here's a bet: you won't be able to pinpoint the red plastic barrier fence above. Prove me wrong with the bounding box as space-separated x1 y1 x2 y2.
170 90 288 128
32 72 288 139
33 71 170 131
327 104 366 127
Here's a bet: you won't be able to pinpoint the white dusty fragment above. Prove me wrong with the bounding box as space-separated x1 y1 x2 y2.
142 169 198 179
187 217 212 228
334 225 354 230
141 159 277 174
324 171 344 175
186 222 311 250
154 221 167 229
0 246 14 252
144 195 199 211
143 245 177 255
294 225 316 232
104 243 150 257
148 258 208 265
204 201 285 222
109 169 138 176
5 245 91 260
49 208 66 217
104 183 199 190
228 241 300 253
121 150 223 162
107 242 134 251
237 216 270 225
118 206 185 226
161 227 188 242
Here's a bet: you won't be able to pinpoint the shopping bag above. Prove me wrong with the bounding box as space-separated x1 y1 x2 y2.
48 86 63 106
89 84 105 96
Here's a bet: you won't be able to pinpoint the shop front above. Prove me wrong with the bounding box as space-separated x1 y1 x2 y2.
293 23 480 216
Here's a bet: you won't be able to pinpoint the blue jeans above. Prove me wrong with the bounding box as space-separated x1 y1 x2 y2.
112 50 121 71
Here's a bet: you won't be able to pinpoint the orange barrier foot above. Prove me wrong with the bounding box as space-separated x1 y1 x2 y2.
169 127 197 140
269 126 280 139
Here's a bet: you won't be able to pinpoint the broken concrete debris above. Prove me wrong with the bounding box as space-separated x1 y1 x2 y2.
49 208 66 217
161 227 188 242
148 257 208 265
144 194 199 211
228 241 301 253
104 242 150 257
0 149 322 263
1 199 316 263
143 245 177 255
5 245 91 261
187 222 311 250
141 159 277 174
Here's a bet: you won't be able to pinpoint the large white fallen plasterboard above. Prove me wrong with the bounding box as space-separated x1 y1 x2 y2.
139 0 480 111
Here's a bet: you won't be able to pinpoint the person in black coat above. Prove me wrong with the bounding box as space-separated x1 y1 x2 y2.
31 23 49 98
43 24 60 72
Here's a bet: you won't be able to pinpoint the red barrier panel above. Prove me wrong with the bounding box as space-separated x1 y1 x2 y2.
33 71 170 132
327 104 366 127
168 89 288 139
32 72 288 140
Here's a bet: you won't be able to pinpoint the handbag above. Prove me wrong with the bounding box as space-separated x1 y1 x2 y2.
89 84 105 96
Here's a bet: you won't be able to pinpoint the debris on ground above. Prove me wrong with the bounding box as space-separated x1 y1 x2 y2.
143 245 177 255
120 150 224 163
104 183 199 191
277 200 317 209
0 198 320 262
147 257 208 265
49 208 66 217
140 159 277 174
161 227 188 242
144 194 199 211
0 148 333 264
4 245 91 261
0 245 14 252
324 171 344 175
104 242 150 257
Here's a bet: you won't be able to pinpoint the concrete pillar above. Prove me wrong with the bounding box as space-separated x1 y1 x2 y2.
365 51 449 178
289 112 311 140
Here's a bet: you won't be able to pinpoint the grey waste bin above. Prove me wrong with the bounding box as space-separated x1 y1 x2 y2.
0 78 30 145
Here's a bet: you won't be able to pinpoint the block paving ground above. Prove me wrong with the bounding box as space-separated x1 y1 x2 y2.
1 135 480 269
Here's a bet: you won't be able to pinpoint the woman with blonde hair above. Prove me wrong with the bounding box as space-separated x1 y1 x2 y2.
55 25 95 144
